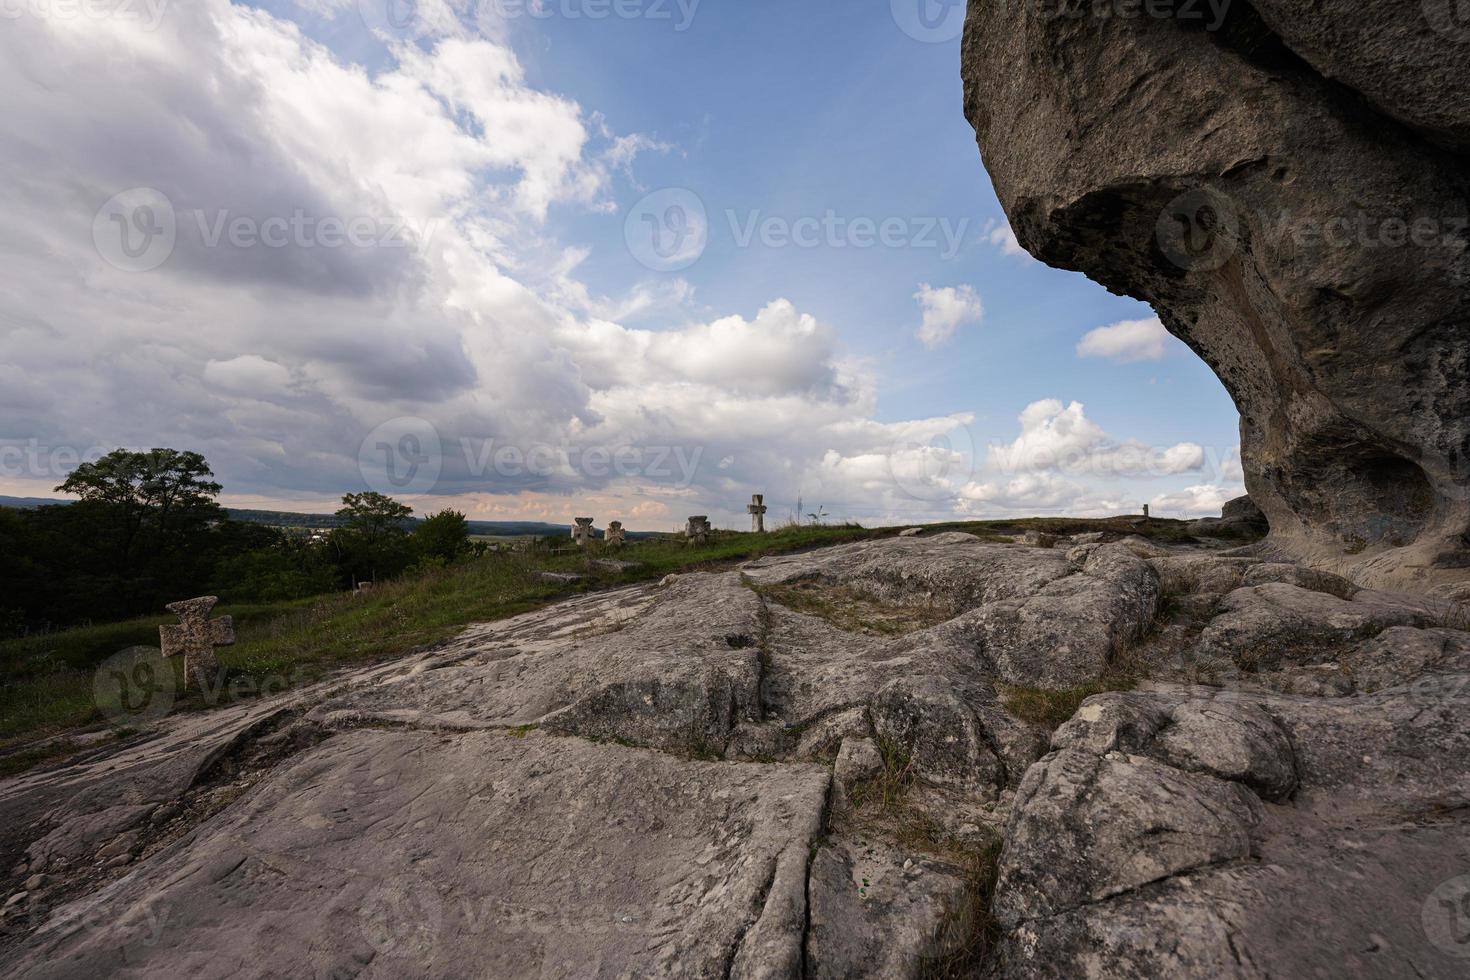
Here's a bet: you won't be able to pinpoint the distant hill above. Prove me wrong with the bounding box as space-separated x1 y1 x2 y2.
0 495 71 509
0 497 654 538
225 508 599 538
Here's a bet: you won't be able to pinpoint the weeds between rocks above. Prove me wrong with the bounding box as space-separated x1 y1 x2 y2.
840 736 1003 976
751 581 951 636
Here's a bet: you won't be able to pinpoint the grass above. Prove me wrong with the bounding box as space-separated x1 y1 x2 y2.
750 580 951 636
998 680 1133 730
919 514 1206 545
918 840 1003 980
0 523 883 754
841 735 1003 976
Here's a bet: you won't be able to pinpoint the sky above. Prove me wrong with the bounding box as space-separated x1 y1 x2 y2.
0 0 1244 530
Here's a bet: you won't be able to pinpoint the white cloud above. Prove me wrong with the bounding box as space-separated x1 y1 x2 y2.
982 218 1026 257
202 356 294 394
914 283 983 349
986 400 1204 478
0 2 989 528
1149 484 1245 518
1076 316 1174 363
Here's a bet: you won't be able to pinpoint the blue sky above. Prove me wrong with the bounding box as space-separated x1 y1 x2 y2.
0 0 1243 527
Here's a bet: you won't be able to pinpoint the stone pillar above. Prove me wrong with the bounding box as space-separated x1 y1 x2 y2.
685 516 711 545
572 517 595 547
747 494 768 533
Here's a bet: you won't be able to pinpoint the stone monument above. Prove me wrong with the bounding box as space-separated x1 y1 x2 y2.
685 516 711 545
747 494 767 533
605 521 626 547
571 518 595 547
159 596 235 691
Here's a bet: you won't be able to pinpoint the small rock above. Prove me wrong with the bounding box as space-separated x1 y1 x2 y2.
834 738 884 789
1021 531 1058 549
898 528 924 537
23 874 45 891
95 833 137 861
105 853 134 869
535 572 583 585
5 892 27 908
587 559 641 574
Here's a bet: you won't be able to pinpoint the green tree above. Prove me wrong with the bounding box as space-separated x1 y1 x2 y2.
53 449 226 614
330 492 414 585
336 492 414 541
414 509 471 564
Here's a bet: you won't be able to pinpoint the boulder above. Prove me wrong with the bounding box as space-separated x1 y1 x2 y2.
993 679 1470 977
961 2 1470 589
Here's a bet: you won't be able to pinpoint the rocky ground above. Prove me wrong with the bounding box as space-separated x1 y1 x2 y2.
2 530 1469 977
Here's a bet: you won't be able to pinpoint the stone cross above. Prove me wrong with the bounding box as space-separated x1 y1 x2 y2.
1143 504 1151 519
605 520 626 547
160 596 235 691
747 493 768 533
571 517 595 547
685 515 711 545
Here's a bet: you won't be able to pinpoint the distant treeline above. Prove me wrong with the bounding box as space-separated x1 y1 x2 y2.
0 498 650 541
0 449 614 637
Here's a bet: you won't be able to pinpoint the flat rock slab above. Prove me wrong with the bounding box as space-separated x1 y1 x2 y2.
747 537 1162 690
313 575 765 753
8 729 830 980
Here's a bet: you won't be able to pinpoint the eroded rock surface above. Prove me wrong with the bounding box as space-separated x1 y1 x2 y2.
962 2 1470 588
995 679 1470 977
3 533 1468 978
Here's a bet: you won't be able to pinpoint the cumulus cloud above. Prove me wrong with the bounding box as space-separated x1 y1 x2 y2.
1149 484 1245 518
1076 316 1175 363
914 283 983 349
0 2 985 527
987 400 1204 478
982 219 1026 258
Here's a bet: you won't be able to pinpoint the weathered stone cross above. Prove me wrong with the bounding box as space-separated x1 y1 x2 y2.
685 515 711 545
160 596 235 691
747 494 768 533
572 517 595 547
605 520 626 547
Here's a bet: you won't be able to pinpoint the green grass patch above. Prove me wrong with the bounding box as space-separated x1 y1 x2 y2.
917 514 1204 545
0 524 884 752
999 675 1140 730
751 580 951 636
919 840 1003 980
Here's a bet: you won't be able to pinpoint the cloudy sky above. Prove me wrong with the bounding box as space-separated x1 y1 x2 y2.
0 0 1243 529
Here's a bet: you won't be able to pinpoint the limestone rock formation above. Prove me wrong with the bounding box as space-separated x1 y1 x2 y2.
4 533 1470 977
961 1 1470 588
